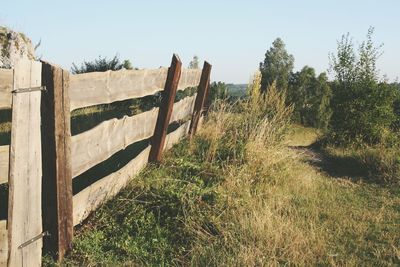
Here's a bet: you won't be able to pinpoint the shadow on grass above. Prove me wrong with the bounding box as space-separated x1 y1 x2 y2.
290 143 369 182
67 137 220 266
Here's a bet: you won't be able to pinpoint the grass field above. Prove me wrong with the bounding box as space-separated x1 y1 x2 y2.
51 84 400 266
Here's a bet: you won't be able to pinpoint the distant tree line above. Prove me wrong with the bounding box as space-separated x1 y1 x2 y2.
259 28 400 145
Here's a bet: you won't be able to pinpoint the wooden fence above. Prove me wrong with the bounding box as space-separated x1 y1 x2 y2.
0 54 211 266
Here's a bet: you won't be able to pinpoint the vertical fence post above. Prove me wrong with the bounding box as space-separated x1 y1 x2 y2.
41 62 73 261
149 54 182 162
8 59 43 267
189 61 212 138
202 81 212 115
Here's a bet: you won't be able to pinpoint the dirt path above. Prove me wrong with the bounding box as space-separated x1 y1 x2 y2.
290 146 323 164
290 144 369 180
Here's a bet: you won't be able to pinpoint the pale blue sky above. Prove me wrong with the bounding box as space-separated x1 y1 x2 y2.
1 0 399 83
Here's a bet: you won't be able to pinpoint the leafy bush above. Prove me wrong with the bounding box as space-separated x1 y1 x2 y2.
71 55 133 74
358 146 400 184
328 28 397 144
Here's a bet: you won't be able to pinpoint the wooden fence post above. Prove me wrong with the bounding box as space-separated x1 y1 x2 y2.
149 54 182 162
8 59 43 267
41 62 73 261
189 61 212 138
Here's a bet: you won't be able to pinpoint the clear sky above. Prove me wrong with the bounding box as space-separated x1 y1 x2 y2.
1 0 399 83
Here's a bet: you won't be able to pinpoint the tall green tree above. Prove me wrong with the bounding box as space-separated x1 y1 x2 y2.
329 27 396 144
259 38 294 91
287 66 332 129
209 81 228 103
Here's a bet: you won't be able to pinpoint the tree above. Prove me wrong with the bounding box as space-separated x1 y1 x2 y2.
259 38 294 92
287 66 332 130
328 27 396 144
71 55 133 74
188 55 199 69
209 81 228 103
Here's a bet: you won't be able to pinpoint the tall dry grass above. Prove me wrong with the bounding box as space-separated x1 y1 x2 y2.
186 73 329 265
185 72 399 266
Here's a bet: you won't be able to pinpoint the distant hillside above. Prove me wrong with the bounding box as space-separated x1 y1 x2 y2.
226 83 247 97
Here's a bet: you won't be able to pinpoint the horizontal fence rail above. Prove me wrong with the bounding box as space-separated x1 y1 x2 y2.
71 94 196 178
69 68 201 111
71 108 158 178
73 120 191 225
73 145 151 226
0 68 13 109
0 146 9 184
0 220 6 266
0 68 11 266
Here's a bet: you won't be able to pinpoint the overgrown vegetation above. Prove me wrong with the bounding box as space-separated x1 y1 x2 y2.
54 74 399 266
260 28 400 185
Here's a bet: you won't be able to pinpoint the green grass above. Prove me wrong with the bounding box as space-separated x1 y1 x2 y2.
284 124 321 147
53 80 400 266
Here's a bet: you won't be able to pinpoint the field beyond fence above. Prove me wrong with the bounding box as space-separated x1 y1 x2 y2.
0 54 211 266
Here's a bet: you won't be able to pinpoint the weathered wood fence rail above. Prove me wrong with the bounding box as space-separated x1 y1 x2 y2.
0 54 211 266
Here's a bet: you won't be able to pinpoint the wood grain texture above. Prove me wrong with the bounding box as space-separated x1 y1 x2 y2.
0 146 9 185
69 67 201 111
170 94 196 123
178 68 202 90
0 68 13 109
149 55 182 162
41 62 73 261
71 108 159 178
69 68 168 111
8 59 42 267
164 120 191 151
189 62 212 138
0 220 7 267
73 145 151 226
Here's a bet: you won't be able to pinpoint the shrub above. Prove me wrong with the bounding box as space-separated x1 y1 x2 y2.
358 146 400 184
328 28 396 144
199 72 292 164
71 55 133 74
